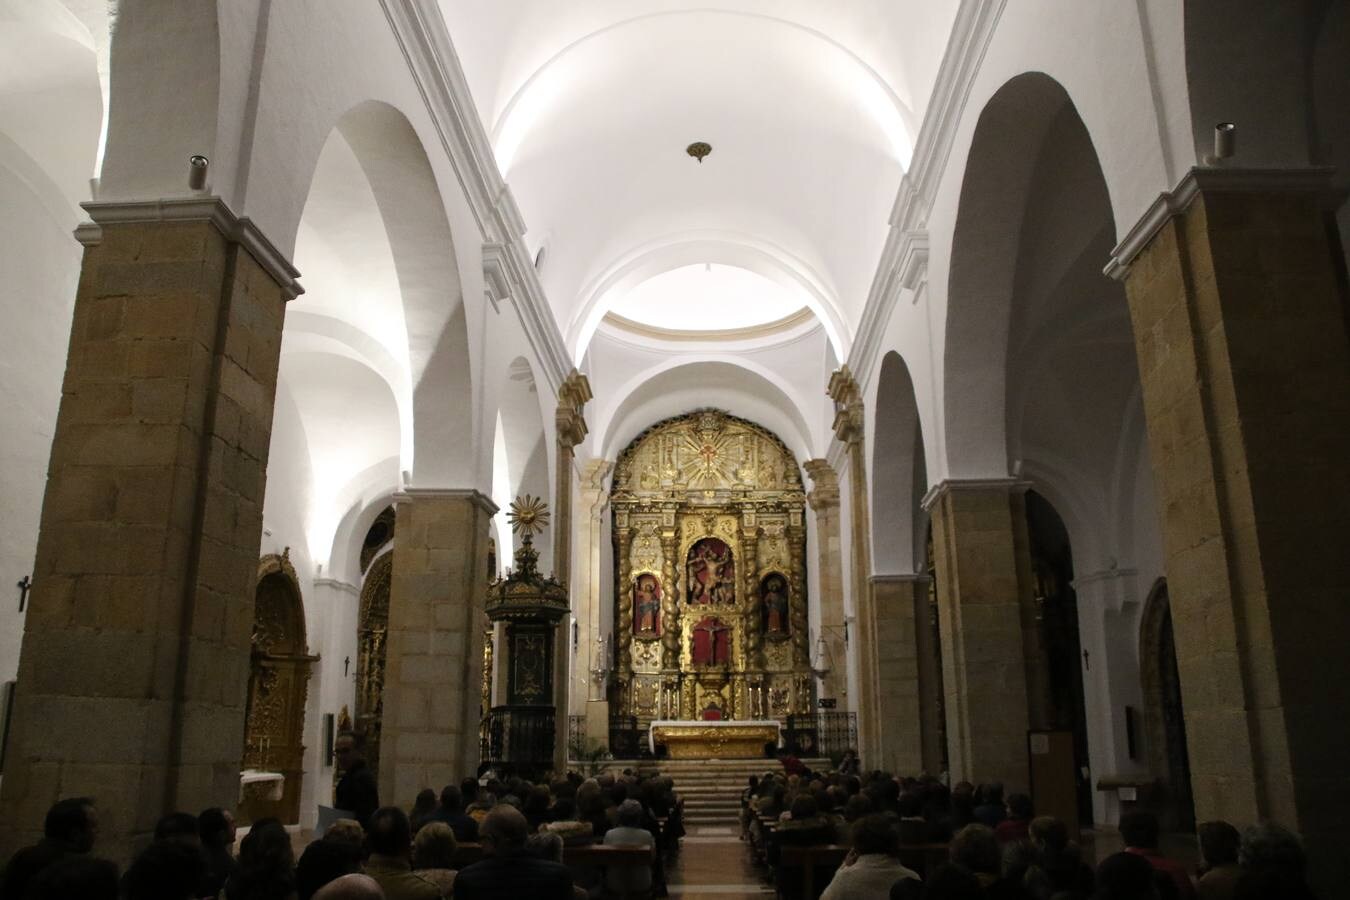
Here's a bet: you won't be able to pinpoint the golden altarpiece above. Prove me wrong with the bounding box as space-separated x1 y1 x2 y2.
240 549 317 824
610 410 814 727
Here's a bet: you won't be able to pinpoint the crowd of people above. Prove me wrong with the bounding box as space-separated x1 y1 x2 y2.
742 763 1318 899
0 738 1321 900
0 733 683 900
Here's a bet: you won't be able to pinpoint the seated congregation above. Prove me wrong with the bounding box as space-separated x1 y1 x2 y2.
0 758 1321 900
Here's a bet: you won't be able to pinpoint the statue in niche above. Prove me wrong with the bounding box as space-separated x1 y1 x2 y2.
687 538 735 605
762 573 790 638
634 573 661 638
692 616 732 666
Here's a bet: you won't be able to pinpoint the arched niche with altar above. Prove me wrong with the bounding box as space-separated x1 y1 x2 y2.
610 409 813 725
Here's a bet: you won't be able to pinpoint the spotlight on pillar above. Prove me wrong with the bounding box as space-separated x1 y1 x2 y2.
188 155 210 191
1204 123 1236 166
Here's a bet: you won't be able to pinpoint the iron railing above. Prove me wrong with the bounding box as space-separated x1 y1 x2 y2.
481 705 555 774
567 714 587 759
608 714 642 758
784 712 857 759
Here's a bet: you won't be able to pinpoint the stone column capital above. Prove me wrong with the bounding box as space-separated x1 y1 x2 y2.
394 487 498 517
828 366 866 446
1104 165 1340 281
75 196 305 299
580 458 613 492
920 477 1032 511
803 458 841 510
555 369 593 448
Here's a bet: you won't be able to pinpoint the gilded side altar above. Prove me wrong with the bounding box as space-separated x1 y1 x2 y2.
611 410 814 728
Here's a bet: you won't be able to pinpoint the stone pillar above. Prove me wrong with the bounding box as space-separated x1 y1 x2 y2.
553 371 590 769
1110 168 1350 887
923 479 1035 792
804 460 847 704
828 367 882 768
0 201 300 861
380 489 495 804
915 573 946 776
869 575 927 777
574 460 612 745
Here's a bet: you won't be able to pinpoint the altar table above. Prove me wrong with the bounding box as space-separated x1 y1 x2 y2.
648 719 781 759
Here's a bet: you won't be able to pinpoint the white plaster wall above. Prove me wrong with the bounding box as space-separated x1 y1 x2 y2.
0 167 81 684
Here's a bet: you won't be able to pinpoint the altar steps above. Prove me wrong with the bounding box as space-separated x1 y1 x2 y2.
598 757 831 828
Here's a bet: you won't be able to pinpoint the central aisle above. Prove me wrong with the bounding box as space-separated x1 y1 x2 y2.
667 826 772 898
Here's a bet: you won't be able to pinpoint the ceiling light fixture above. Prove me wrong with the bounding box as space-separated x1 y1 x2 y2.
686 141 712 163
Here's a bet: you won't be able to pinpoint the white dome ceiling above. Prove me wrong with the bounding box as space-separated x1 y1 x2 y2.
607 263 805 332
440 1 962 354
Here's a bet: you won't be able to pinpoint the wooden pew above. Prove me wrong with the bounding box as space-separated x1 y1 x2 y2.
776 844 849 899
774 842 950 899
450 842 656 878
896 842 950 879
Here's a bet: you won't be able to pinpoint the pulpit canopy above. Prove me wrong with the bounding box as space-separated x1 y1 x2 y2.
484 495 568 623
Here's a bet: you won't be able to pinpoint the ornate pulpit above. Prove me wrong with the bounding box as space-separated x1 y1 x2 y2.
482 497 568 775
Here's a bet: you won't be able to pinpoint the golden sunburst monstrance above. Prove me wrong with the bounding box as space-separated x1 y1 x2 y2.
507 494 550 536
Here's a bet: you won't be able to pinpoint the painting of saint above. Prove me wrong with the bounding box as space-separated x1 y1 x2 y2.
634 573 661 637
761 573 790 637
692 616 732 666
687 538 735 605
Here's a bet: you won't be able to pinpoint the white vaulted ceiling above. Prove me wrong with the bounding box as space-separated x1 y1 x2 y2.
439 1 962 358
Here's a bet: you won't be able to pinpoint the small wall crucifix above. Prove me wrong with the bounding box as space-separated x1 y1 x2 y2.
344 656 351 677
1082 649 1091 671
17 576 31 612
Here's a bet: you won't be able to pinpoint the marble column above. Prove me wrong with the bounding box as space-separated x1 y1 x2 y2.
828 367 882 769
380 489 495 804
553 371 590 769
869 574 927 777
0 201 299 861
1111 168 1350 890
804 460 847 705
574 460 613 745
923 479 1035 792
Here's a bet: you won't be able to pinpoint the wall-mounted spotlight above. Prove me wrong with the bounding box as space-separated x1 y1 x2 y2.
188 155 210 191
1204 123 1237 166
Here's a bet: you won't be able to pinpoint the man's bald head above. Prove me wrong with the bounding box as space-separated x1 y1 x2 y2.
312 873 385 899
480 805 529 856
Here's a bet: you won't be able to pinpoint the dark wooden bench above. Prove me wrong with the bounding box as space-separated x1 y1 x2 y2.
777 844 849 899
451 841 656 873
775 842 950 899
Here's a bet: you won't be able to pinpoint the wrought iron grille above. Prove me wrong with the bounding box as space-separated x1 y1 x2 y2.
608 714 641 758
567 714 586 759
480 705 555 774
784 711 857 759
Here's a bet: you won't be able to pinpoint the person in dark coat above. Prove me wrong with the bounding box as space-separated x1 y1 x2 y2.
0 796 100 900
333 731 380 830
453 805 574 899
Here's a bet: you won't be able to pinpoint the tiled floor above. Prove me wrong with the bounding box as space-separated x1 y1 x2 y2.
665 826 774 898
